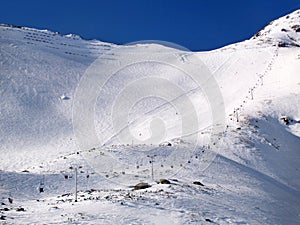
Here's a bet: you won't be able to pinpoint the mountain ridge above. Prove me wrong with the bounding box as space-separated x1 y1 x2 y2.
1 9 300 52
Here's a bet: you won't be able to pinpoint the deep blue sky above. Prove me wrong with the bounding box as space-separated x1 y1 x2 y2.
1 0 299 50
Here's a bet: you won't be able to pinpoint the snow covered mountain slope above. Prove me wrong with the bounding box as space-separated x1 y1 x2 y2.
252 9 300 47
0 10 300 225
0 24 115 169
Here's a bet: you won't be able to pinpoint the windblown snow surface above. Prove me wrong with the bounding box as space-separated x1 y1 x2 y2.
0 10 300 225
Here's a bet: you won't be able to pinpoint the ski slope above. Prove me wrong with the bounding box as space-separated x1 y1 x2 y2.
0 10 300 224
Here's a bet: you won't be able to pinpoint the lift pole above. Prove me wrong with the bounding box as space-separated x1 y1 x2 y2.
75 167 78 202
147 155 157 181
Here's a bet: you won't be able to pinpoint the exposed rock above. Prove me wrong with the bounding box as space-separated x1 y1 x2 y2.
291 24 300 32
193 181 204 186
0 215 6 220
16 207 25 212
133 182 150 190
159 179 171 184
278 42 287 47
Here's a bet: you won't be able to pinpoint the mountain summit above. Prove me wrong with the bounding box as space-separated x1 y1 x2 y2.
252 9 300 47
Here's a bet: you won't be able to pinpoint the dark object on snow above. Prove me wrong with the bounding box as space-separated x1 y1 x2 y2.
205 218 212 222
133 182 150 190
0 215 6 220
281 116 290 125
278 42 287 47
291 25 300 32
159 142 172 147
16 207 25 212
8 197 13 204
3 208 9 211
60 95 70 100
39 187 44 193
193 181 204 186
159 179 171 184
